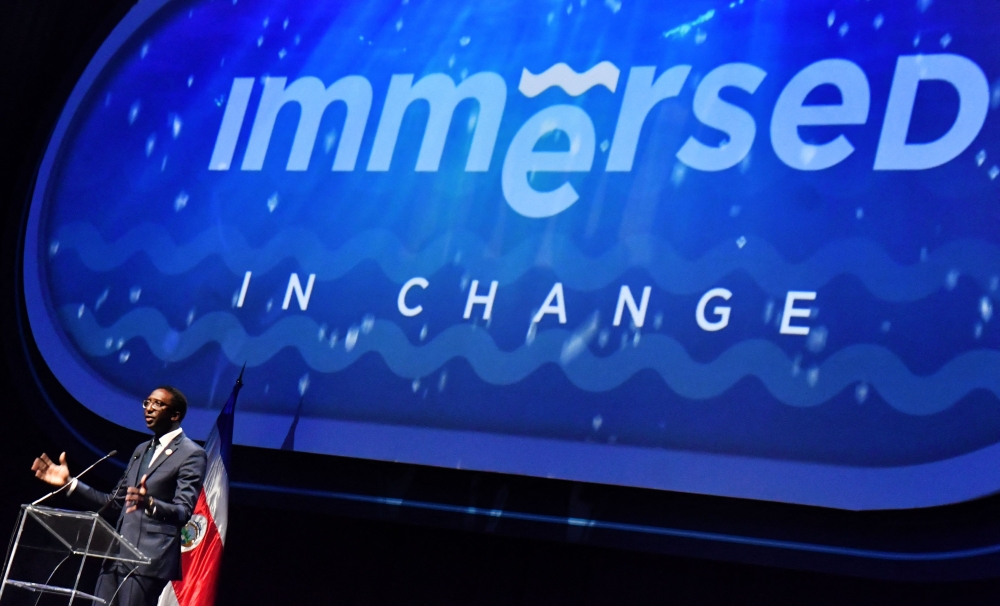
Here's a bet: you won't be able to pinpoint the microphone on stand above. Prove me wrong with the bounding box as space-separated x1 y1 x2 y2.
95 450 142 519
32 450 118 506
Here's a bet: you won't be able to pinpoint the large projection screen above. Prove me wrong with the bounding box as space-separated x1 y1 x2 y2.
23 0 1000 509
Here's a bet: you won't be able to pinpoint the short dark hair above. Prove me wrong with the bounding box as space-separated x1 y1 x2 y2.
156 385 188 421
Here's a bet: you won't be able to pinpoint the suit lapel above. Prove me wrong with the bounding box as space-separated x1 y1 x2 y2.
127 442 152 486
144 433 184 479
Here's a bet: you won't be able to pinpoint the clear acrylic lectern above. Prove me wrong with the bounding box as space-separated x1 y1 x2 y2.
0 505 150 605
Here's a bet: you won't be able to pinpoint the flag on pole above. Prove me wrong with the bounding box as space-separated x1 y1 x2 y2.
159 366 243 606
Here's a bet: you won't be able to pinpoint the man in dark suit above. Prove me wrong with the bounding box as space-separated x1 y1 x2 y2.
31 386 207 606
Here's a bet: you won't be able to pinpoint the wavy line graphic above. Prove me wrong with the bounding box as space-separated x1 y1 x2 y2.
51 222 1000 301
518 61 620 97
61 306 1000 416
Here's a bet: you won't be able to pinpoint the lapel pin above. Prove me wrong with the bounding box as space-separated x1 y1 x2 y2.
165 449 173 456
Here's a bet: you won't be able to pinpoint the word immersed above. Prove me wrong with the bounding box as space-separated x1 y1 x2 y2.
210 54 988 218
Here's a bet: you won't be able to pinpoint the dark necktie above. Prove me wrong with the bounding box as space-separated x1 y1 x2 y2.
137 439 156 479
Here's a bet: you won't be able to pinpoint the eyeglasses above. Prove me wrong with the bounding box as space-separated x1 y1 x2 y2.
141 398 170 411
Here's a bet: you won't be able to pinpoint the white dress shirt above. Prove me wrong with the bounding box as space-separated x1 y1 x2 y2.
148 427 184 468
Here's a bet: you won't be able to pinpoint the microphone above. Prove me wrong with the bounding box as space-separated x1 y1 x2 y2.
95 452 139 519
32 450 118 506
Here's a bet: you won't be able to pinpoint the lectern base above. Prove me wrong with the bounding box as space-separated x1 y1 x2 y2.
4 579 105 603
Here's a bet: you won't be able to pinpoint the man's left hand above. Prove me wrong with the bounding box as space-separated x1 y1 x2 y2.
125 475 149 513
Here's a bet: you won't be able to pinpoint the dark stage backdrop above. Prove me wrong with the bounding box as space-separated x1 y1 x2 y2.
4 1 1000 604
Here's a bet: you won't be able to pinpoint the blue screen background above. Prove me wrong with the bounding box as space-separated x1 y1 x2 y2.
24 0 1000 508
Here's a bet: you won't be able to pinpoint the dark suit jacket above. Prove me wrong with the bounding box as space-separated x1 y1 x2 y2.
71 433 207 580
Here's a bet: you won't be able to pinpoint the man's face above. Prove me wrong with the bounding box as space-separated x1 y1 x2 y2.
143 388 179 434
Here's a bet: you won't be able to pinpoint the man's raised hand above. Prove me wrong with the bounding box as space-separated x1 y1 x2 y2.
31 452 70 487
125 474 148 513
